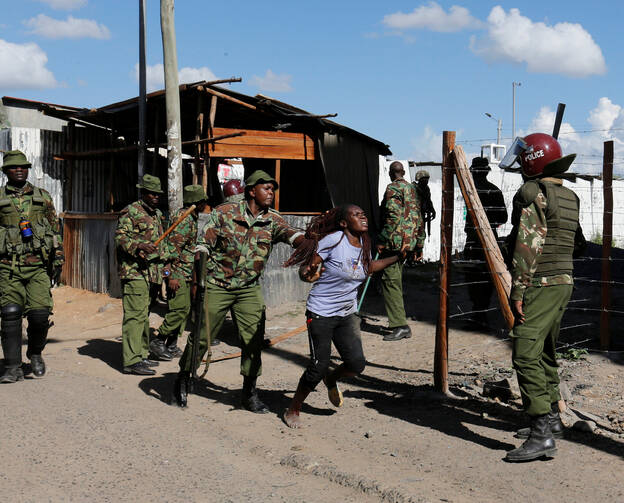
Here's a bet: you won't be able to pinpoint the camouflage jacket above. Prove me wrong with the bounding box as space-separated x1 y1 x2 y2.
115 200 169 284
510 181 582 301
378 178 424 251
167 206 197 282
0 182 64 268
199 200 303 290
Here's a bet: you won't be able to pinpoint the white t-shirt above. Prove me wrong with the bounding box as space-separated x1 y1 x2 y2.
306 231 368 317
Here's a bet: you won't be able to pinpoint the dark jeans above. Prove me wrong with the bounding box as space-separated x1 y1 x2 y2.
300 311 366 390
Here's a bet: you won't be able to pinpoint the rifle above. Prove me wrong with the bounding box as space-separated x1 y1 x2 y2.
189 251 207 395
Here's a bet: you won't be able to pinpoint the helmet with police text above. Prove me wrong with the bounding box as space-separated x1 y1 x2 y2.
500 132 576 179
223 179 245 198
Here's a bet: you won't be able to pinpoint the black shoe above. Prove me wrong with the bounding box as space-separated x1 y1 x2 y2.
210 338 221 347
383 325 412 341
123 361 156 376
173 372 190 408
0 366 24 383
149 339 173 361
241 376 269 413
30 354 46 377
516 403 565 439
166 343 183 357
505 414 557 462
142 359 160 367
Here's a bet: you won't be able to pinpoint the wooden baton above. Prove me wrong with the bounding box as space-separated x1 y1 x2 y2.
154 204 196 246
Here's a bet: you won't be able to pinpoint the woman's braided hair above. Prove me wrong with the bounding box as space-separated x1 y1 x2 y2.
284 204 372 274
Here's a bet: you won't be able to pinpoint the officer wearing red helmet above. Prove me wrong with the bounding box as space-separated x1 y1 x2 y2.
502 133 586 462
223 179 245 204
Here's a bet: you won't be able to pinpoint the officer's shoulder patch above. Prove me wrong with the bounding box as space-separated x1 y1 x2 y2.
517 181 540 207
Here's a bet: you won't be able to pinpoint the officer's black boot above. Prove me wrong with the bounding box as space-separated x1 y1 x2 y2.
241 376 269 413
505 414 557 462
173 371 190 408
1 304 24 384
516 402 565 439
26 309 50 377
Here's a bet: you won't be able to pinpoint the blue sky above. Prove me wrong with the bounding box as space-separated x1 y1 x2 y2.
1 1 623 174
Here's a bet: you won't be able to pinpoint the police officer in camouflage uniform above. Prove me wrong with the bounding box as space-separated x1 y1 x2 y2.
115 174 171 376
413 170 436 237
503 133 586 462
0 150 64 383
151 185 207 359
377 161 424 341
174 170 304 411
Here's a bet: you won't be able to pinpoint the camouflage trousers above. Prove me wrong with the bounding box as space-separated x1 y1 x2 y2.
380 260 407 328
511 284 573 416
179 283 264 377
0 263 52 312
121 278 160 367
157 280 191 340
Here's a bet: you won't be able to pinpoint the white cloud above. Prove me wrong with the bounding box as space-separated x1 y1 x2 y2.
383 2 481 33
250 69 293 93
25 14 110 40
36 0 87 9
470 6 606 78
134 63 217 92
0 38 57 89
410 126 443 161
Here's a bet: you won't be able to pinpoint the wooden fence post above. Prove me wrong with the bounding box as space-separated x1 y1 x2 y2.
600 140 613 350
434 131 455 393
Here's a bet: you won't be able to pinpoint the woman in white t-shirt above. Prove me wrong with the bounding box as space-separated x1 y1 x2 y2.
282 204 403 428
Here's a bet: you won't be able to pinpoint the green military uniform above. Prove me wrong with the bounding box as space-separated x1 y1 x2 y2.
156 185 205 352
510 177 585 416
0 150 63 381
179 197 303 376
115 175 169 368
378 178 424 328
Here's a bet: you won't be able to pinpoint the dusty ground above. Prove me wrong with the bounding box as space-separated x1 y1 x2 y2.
2 277 623 503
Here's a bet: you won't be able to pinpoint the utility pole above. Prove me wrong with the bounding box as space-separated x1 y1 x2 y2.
138 0 147 195
160 0 183 212
512 81 521 139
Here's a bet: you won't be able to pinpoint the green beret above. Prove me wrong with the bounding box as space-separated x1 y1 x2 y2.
2 150 31 169
183 184 206 205
245 169 278 190
136 174 164 194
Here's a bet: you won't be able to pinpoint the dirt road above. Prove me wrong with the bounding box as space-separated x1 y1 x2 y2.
1 286 623 503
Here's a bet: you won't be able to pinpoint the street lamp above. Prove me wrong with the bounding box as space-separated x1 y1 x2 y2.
485 112 502 145
512 81 521 139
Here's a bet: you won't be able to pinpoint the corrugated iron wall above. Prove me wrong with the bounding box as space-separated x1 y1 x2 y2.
0 127 64 212
62 216 121 297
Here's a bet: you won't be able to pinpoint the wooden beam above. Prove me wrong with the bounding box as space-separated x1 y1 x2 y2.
453 145 514 329
194 92 204 185
200 85 256 110
434 130 455 394
601 140 614 350
274 159 281 210
207 127 315 160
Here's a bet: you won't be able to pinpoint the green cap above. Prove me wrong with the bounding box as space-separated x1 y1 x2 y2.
415 170 430 181
2 150 31 169
183 184 206 204
136 174 164 194
244 169 278 190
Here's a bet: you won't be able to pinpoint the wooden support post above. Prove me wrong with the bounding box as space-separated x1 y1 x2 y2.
65 122 75 212
194 92 204 185
600 140 613 350
274 159 281 211
203 95 217 195
160 0 183 212
434 131 455 394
